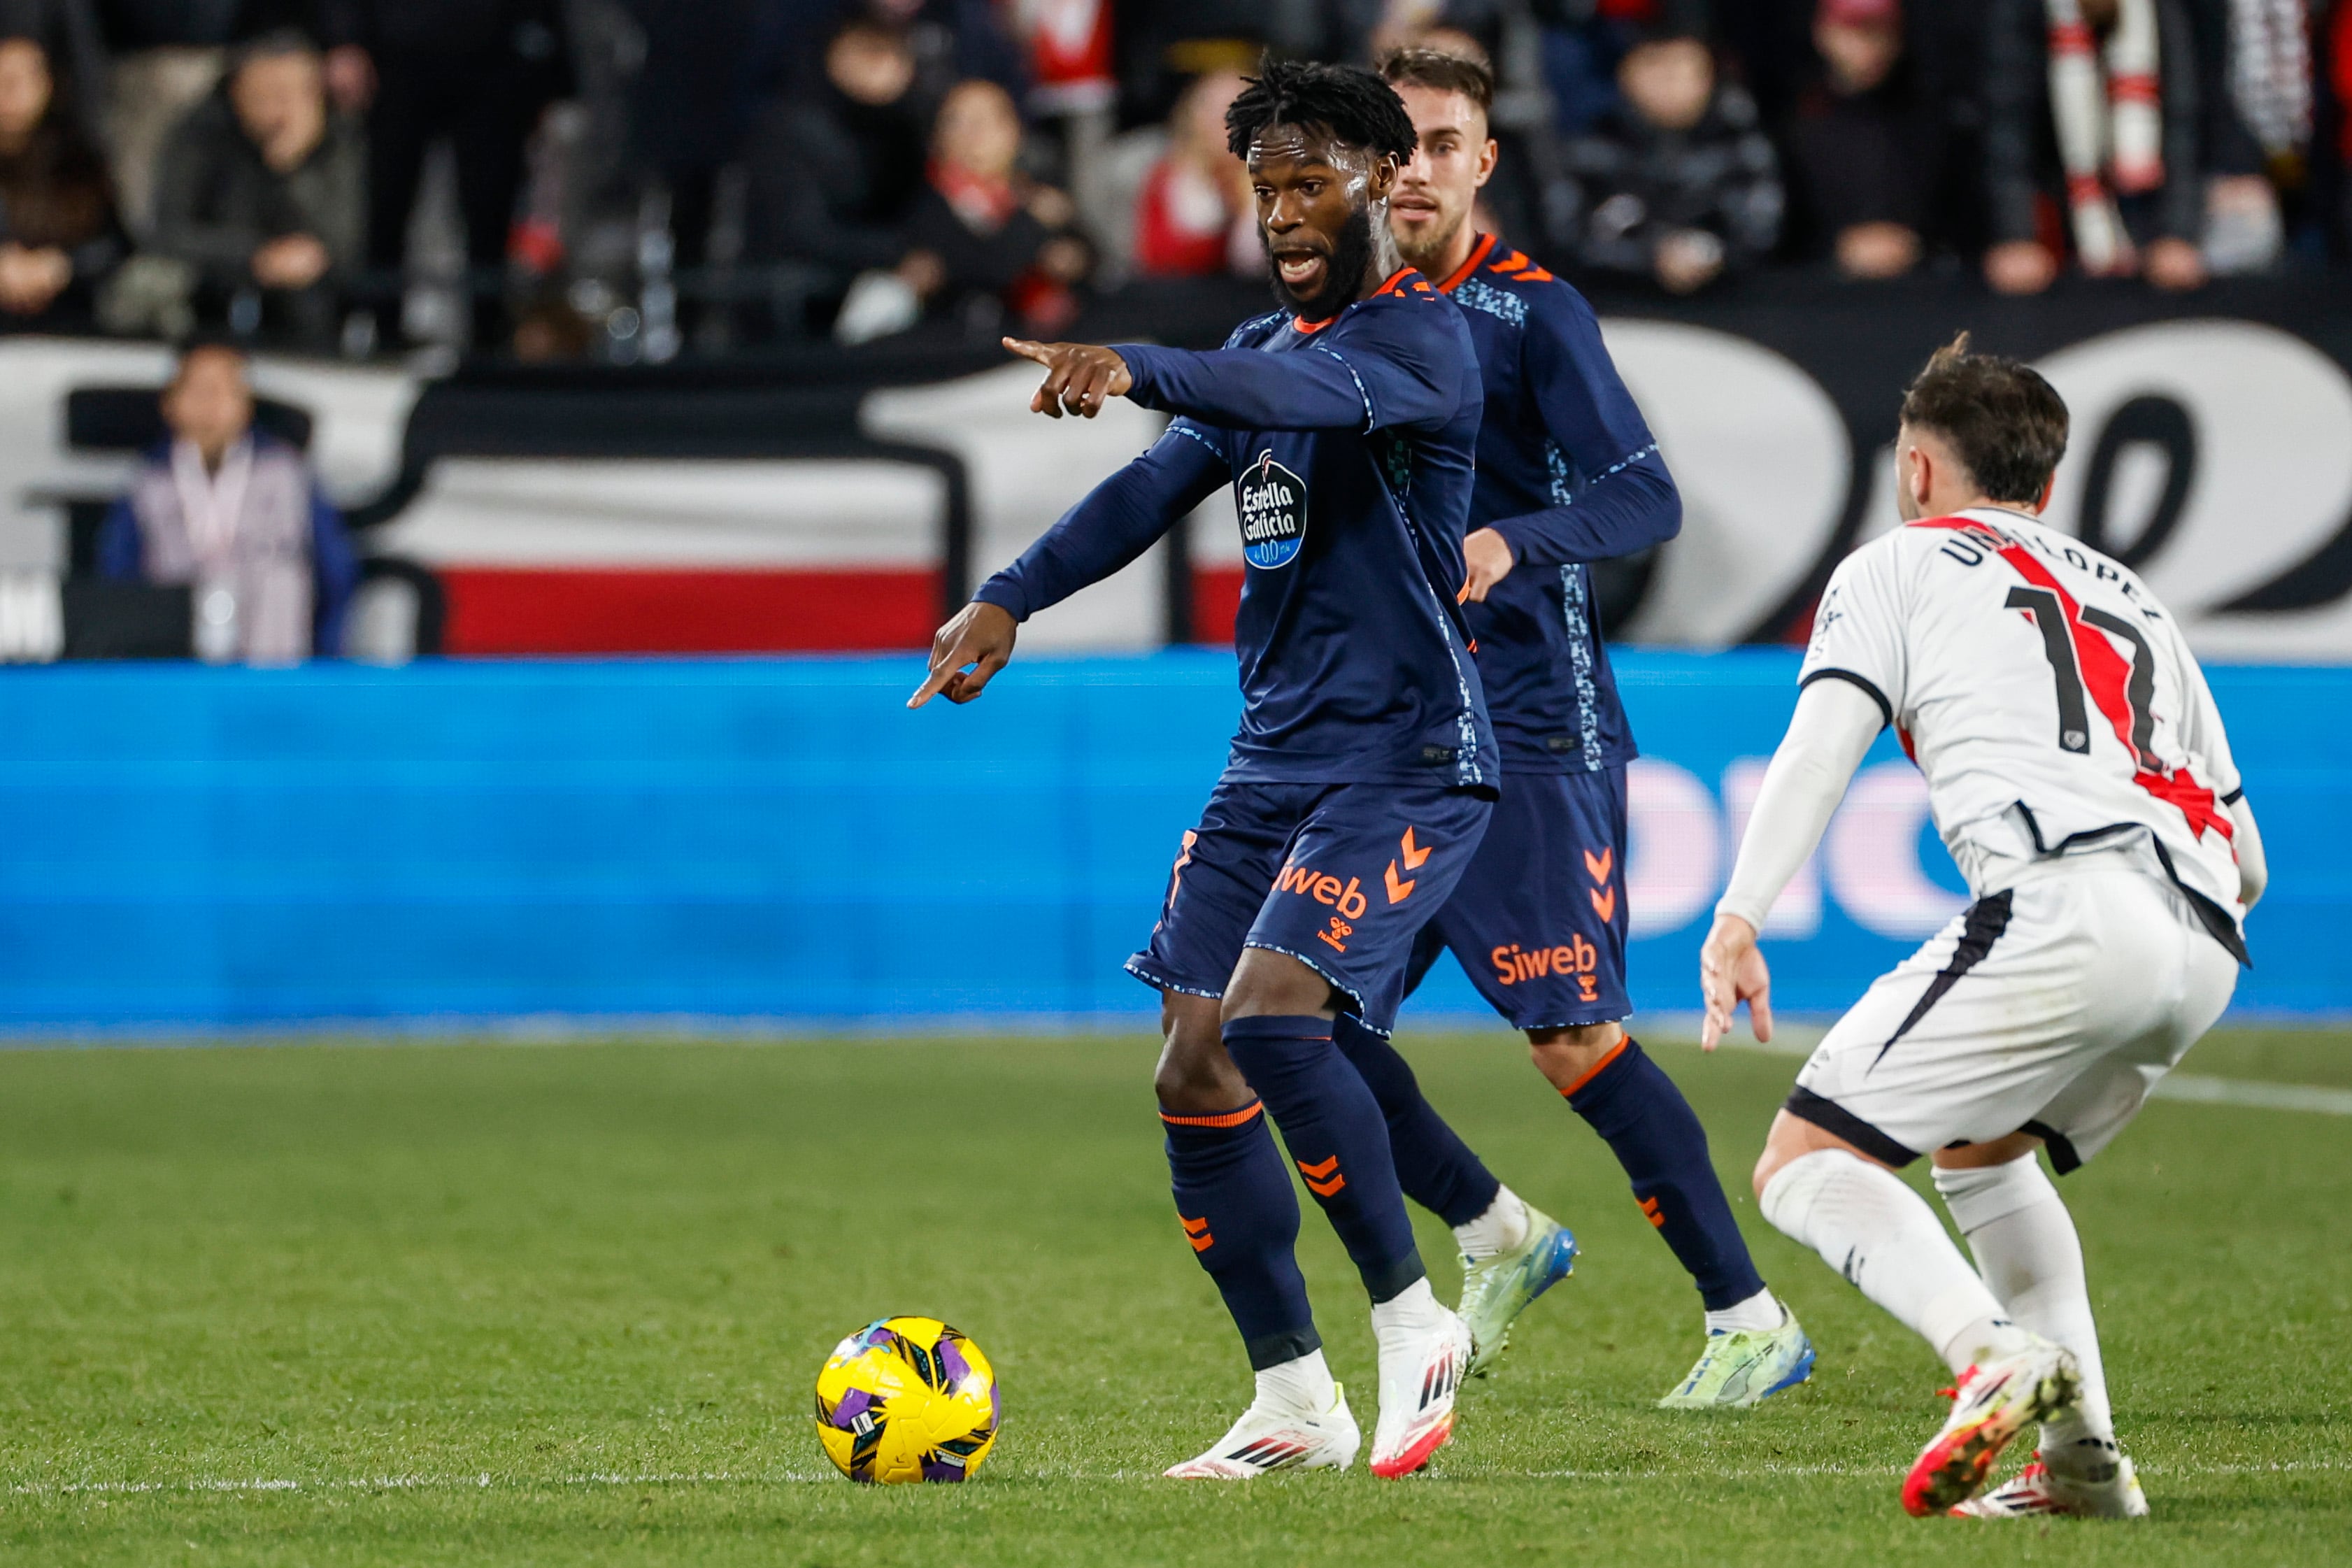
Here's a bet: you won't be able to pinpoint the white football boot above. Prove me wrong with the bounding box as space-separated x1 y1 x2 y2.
1901 1336 2083 1516
1162 1383 1360 1479
1368 1304 1473 1478
1952 1445 2149 1519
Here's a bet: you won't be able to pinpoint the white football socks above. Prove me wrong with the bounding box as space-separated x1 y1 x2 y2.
1760 1148 2027 1374
1369 1275 1452 1347
1935 1154 2118 1476
1704 1286 1787 1335
1253 1347 1339 1420
1453 1184 1531 1262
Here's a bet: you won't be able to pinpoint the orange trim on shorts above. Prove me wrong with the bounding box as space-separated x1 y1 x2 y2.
1160 1101 1265 1129
1556 1036 1630 1099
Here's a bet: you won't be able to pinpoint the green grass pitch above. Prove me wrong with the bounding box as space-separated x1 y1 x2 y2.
1 1027 2346 1566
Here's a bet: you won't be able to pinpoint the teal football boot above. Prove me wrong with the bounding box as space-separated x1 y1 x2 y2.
1656 1311 1817 1409
1457 1205 1578 1376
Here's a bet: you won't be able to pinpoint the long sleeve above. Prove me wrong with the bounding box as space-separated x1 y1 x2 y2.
1710 90 1785 269
1489 287 1681 568
1983 0 2046 244
1492 457 1678 567
1716 678 1887 931
150 124 264 278
1559 132 1652 276
97 494 143 580
309 486 361 657
1116 303 1460 433
2154 0 2209 241
2229 794 2267 908
971 422 1227 622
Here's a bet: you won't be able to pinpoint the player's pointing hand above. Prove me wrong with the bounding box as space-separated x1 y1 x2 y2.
1697 912 1773 1051
909 601 1018 708
1004 337 1133 418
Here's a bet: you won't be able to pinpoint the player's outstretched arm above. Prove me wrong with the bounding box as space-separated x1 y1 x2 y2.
909 422 1228 709
1701 678 1885 1046
1003 337 1134 419
1078 306 1460 434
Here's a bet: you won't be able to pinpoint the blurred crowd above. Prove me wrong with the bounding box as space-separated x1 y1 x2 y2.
0 0 2344 359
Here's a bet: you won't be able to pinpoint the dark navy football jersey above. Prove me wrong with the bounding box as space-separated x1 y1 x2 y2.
1432 235 1681 774
974 269 1496 790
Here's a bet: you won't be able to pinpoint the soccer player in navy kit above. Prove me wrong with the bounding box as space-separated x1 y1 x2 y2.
1367 48 1816 1406
912 61 1525 1480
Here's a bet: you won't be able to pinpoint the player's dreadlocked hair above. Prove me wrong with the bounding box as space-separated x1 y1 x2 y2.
1900 332 2070 504
1225 56 1418 166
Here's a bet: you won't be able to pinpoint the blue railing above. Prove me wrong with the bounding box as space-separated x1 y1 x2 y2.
0 651 2337 1027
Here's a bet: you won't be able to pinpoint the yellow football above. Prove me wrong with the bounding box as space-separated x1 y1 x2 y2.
813 1316 999 1483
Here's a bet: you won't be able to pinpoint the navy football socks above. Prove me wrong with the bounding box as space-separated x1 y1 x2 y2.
1565 1037 1765 1311
1161 1099 1322 1370
1222 1013 1427 1303
1330 1011 1502 1228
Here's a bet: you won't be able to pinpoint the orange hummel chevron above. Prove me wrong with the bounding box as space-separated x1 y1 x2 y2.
1295 1155 1346 1197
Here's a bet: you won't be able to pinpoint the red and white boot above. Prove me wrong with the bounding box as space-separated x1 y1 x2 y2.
1952 1444 2148 1518
1368 1282 1472 1479
1902 1338 2082 1516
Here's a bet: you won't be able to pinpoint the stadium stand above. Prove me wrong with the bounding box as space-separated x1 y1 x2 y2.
0 0 2337 663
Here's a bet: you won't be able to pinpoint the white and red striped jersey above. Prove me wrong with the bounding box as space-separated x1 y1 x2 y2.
1802 506 2246 945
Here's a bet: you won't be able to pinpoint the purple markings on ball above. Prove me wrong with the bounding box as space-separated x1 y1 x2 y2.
921 1457 967 1483
938 1337 971 1385
830 1388 875 1428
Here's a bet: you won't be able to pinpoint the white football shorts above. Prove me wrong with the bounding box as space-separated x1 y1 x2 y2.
1785 854 2239 1174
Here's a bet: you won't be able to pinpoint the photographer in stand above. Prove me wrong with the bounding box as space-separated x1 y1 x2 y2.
96 337 358 663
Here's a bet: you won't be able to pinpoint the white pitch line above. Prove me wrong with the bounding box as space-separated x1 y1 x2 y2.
13 1457 2346 1499
8 1471 836 1498
2148 1074 2352 1116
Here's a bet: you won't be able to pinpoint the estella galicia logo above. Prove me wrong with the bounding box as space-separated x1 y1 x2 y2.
1238 450 1307 569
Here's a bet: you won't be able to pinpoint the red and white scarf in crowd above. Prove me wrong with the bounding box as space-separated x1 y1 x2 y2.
2227 0 2312 164
2337 0 2352 162
2044 0 2162 274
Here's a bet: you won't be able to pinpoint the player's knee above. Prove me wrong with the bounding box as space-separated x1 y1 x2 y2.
1751 1148 1781 1204
1154 996 1249 1111
1525 1021 1623 1092
1220 948 1335 1023
1153 1038 1247 1112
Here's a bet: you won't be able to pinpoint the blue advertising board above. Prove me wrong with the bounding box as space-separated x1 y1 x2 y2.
0 651 2338 1029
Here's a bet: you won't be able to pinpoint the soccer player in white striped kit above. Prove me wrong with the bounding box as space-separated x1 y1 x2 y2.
1699 336 2269 1519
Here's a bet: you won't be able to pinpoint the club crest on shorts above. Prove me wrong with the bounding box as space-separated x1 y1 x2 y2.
1239 450 1307 569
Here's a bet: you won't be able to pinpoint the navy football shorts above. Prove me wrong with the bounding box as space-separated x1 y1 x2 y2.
1127 779 1494 1036
1403 764 1631 1031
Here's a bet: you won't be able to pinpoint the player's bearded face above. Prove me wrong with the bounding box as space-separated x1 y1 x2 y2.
1264 197 1377 322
